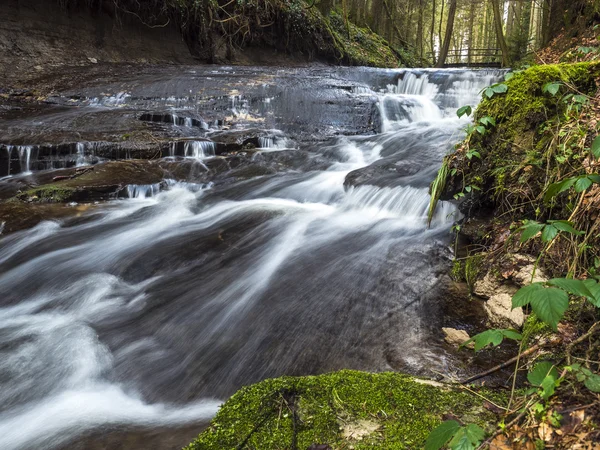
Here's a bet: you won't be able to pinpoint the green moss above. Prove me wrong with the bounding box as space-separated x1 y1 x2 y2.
18 184 76 203
186 370 504 450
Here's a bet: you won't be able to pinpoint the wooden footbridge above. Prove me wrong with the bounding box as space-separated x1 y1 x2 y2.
440 48 503 68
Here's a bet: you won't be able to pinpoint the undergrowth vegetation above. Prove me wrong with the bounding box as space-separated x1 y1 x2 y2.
427 62 600 449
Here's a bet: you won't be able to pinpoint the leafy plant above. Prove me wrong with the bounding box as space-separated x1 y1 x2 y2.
519 219 583 243
544 174 600 201
527 361 560 400
425 420 485 450
483 83 508 99
512 278 600 329
565 363 600 392
460 328 522 351
457 105 472 118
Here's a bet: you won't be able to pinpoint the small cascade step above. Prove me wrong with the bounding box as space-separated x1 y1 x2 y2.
139 113 210 129
167 140 217 158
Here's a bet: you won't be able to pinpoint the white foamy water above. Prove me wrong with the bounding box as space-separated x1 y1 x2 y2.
0 67 503 450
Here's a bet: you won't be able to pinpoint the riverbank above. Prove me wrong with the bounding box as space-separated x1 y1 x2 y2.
0 0 414 88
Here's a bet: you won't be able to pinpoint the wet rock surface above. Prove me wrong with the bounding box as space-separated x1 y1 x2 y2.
0 65 507 450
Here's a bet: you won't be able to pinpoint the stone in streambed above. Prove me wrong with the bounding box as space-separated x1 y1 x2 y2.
442 327 474 349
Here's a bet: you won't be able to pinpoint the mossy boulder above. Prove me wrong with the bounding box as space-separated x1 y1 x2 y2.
186 370 504 450
441 62 600 216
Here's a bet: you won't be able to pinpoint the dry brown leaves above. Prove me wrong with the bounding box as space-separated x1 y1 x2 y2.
487 407 599 450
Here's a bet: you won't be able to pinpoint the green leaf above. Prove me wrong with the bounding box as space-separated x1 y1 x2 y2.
541 224 558 242
530 287 569 330
528 361 558 387
574 176 593 192
504 72 514 81
547 278 594 298
479 116 496 127
548 220 582 235
584 374 600 392
449 434 475 450
463 424 485 444
573 94 588 104
472 329 503 351
492 83 508 94
520 222 544 242
544 177 577 201
475 125 486 135
588 174 600 183
543 82 561 96
484 87 495 98
425 420 461 450
457 105 472 118
591 136 600 159
465 186 472 193
512 283 544 307
583 279 600 307
501 329 523 341
540 375 557 400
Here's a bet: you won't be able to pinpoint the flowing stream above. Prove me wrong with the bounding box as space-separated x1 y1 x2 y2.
0 66 503 449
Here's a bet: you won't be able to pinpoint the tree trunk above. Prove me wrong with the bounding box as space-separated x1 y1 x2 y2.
491 0 511 66
430 0 437 65
436 0 457 67
468 0 476 64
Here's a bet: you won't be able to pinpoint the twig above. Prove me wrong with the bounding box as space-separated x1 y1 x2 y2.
460 338 561 385
566 321 600 365
476 400 533 450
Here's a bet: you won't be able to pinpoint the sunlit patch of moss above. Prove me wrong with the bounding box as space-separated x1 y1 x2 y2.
185 370 505 450
17 184 76 203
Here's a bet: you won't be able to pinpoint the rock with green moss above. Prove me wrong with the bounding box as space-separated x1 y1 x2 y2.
441 62 600 214
186 370 504 450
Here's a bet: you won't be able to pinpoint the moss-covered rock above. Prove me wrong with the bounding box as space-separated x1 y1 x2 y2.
186 370 504 450
442 63 600 216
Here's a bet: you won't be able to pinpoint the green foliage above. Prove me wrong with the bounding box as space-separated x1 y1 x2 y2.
428 159 449 227
591 135 600 158
519 219 582 243
425 421 485 450
457 105 472 118
566 364 600 392
544 174 600 201
483 83 508 99
461 329 522 352
528 362 560 400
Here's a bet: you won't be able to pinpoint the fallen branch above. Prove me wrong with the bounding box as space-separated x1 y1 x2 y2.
460 337 562 385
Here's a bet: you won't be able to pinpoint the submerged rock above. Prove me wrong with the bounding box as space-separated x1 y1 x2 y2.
185 370 502 450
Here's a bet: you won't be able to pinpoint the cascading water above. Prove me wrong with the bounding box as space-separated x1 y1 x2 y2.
0 67 503 450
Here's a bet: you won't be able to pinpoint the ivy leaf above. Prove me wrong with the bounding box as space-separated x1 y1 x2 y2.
547 278 594 298
457 105 472 118
530 287 569 330
574 176 593 192
584 374 600 392
543 82 561 96
475 125 486 135
512 283 544 307
484 87 495 98
425 420 461 450
592 136 600 159
541 224 558 242
528 361 559 386
520 222 544 242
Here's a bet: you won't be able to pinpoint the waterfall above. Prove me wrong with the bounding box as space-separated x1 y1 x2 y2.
184 141 216 158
